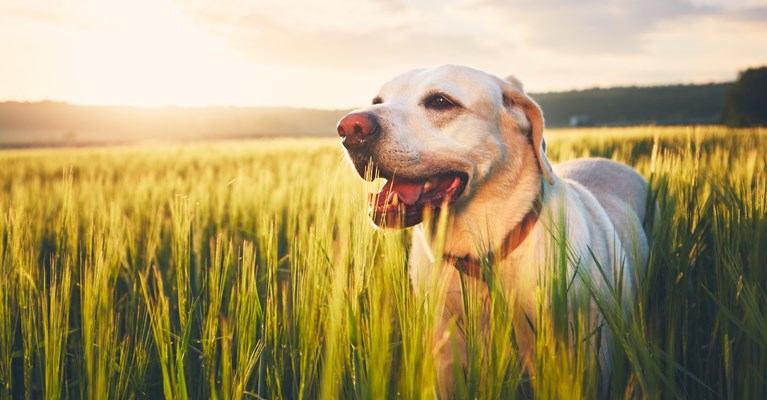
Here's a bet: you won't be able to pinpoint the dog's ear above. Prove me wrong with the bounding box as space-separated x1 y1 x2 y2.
501 75 555 184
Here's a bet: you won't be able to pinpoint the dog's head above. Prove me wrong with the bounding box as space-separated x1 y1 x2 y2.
337 65 553 228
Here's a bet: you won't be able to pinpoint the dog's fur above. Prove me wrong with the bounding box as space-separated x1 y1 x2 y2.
337 65 650 395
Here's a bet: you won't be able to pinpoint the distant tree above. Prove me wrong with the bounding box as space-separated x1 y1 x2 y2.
721 66 767 127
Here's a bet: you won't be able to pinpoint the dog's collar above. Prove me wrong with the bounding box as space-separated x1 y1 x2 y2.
444 186 544 281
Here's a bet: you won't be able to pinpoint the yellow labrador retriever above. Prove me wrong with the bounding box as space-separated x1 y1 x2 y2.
337 65 650 394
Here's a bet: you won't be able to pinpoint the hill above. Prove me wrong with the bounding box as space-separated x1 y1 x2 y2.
532 83 732 128
0 82 733 147
0 102 347 147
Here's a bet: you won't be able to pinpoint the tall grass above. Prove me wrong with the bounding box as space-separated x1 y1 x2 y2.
0 127 764 398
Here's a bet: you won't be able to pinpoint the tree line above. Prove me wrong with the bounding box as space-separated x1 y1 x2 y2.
532 65 766 128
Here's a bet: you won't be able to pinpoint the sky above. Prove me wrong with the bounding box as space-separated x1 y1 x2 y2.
0 0 766 109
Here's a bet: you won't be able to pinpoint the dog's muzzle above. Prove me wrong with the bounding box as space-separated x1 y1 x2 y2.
337 109 469 229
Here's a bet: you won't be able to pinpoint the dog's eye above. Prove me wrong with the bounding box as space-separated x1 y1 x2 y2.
424 94 459 110
372 96 383 105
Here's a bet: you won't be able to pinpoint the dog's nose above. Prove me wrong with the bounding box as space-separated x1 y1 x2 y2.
337 112 380 148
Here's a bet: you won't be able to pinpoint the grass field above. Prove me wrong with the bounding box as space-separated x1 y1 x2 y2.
0 126 765 399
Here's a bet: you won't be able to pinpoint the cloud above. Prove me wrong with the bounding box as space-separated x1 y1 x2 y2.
191 0 418 35
189 2 514 72
725 5 767 23
451 0 715 54
188 0 758 69
0 3 94 28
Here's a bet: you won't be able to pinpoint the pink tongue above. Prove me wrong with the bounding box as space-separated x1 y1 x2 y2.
379 179 424 205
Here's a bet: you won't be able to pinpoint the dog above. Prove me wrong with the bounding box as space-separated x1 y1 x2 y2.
336 65 651 395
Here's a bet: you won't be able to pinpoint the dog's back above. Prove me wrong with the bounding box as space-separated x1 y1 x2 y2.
554 157 651 273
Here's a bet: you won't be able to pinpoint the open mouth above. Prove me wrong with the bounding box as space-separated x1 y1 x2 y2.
368 172 468 228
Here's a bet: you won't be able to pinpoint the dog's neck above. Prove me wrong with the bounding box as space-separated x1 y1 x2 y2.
443 180 544 279
439 141 545 261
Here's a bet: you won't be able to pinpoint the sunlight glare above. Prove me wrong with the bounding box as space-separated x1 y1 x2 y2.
58 0 258 107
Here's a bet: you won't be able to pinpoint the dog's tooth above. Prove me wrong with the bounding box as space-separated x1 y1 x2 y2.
423 181 433 191
391 193 399 206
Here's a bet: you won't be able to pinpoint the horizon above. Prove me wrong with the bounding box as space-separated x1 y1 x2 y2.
0 79 737 110
1 0 766 109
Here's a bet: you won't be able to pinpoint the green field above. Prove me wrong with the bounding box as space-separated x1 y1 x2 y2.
1 126 766 399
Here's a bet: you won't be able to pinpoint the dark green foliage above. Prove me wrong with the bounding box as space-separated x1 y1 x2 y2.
721 66 767 127
532 83 731 127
